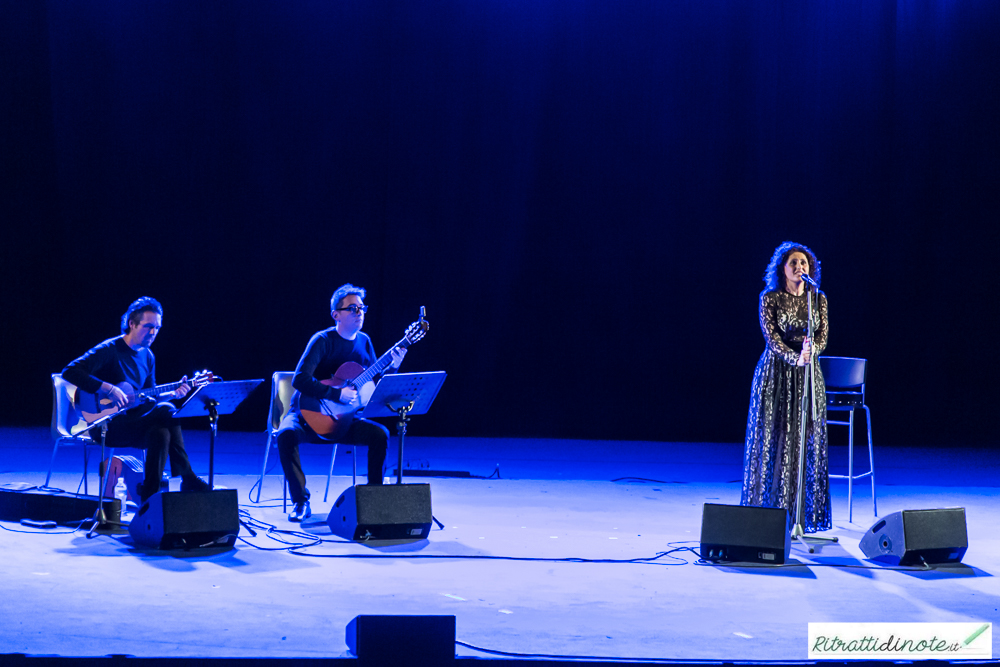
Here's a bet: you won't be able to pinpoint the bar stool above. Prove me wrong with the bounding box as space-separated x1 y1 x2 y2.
820 356 876 523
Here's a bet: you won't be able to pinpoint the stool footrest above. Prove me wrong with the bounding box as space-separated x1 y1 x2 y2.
830 470 873 480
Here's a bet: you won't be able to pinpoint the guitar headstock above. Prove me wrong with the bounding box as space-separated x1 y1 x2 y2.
404 318 430 345
191 370 215 387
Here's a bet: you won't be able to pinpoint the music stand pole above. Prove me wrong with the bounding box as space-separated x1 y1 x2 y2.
395 402 414 485
206 399 219 489
172 379 264 490
790 284 837 552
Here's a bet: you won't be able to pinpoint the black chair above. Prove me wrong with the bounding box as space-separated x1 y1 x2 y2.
820 356 876 523
46 374 107 494
47 374 145 497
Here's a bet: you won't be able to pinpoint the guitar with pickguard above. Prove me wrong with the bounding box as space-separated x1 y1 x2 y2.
76 370 215 426
300 312 430 441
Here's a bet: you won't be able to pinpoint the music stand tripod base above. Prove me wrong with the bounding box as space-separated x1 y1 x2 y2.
78 412 127 535
791 523 838 553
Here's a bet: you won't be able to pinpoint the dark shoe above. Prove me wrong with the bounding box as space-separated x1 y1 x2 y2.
289 501 312 523
137 481 159 505
180 476 213 493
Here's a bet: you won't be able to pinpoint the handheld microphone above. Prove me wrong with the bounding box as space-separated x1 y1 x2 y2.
800 274 819 288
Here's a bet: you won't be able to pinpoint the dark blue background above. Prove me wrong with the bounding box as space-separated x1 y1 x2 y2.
3 0 998 446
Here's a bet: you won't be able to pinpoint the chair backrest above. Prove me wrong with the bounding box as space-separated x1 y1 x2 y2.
268 371 296 433
819 356 867 389
51 374 91 440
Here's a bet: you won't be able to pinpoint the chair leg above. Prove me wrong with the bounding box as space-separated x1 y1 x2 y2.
45 441 61 488
846 409 856 523
83 445 90 496
256 431 273 503
324 445 338 503
865 405 876 517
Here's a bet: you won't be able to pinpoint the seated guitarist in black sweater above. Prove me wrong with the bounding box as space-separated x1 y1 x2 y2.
61 296 212 504
277 283 406 522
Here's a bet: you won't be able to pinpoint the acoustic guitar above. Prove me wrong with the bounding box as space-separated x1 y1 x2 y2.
77 370 214 426
300 317 430 440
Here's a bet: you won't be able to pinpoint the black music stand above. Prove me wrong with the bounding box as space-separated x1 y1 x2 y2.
359 371 446 484
174 379 263 488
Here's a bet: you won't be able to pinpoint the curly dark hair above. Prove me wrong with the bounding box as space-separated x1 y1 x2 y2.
763 242 821 292
120 296 163 334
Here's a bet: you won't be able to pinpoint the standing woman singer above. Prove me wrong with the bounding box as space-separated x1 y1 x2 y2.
741 241 832 533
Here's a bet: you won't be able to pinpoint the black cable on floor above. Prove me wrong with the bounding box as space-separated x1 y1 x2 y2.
0 518 89 535
287 544 693 565
611 477 687 484
455 638 702 662
234 508 323 550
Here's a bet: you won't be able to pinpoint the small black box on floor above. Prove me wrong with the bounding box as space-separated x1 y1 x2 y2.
0 486 119 524
347 614 455 663
328 483 432 541
129 489 239 550
700 503 791 564
860 507 968 565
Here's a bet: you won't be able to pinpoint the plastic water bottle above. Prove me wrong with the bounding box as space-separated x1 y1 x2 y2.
114 476 129 521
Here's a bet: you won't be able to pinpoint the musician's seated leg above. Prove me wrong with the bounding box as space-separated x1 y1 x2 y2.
149 403 209 492
105 409 161 501
276 412 312 505
342 418 389 485
107 403 208 500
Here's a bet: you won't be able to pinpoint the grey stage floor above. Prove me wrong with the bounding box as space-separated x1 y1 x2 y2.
1 427 998 662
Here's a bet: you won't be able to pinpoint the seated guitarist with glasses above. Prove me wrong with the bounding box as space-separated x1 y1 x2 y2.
61 296 212 504
277 283 406 522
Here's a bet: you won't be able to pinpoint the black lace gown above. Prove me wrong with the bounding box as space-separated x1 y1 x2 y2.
741 289 832 533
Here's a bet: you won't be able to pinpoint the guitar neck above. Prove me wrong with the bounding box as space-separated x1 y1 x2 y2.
351 336 411 388
136 380 185 400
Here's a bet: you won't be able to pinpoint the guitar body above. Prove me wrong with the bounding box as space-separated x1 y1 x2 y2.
77 383 154 424
299 362 377 441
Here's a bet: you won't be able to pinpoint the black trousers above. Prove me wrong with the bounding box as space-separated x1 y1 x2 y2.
276 410 388 504
105 402 196 497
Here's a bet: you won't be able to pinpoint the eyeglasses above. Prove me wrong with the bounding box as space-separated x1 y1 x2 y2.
336 304 368 315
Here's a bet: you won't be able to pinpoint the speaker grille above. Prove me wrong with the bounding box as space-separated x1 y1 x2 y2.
901 508 968 551
700 503 790 563
329 484 433 541
356 484 432 524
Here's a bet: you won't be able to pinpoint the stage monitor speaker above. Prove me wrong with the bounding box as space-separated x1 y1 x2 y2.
328 484 432 541
346 614 455 663
700 503 791 564
129 489 239 550
859 508 968 565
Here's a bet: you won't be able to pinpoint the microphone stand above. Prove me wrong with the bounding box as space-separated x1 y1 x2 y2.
790 279 838 553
